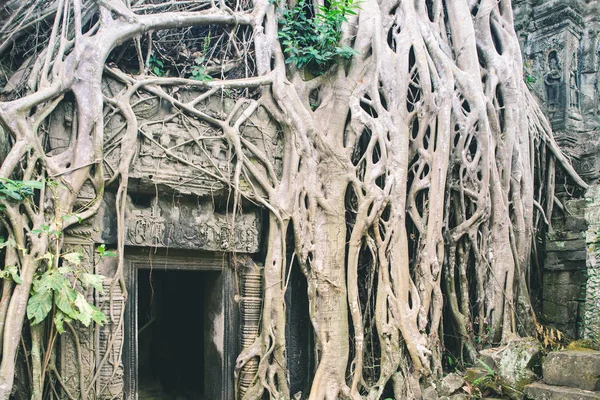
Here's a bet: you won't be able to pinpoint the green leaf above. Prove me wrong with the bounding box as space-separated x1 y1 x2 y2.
477 359 495 376
62 252 83 266
34 269 68 293
0 189 23 201
80 273 105 293
21 180 43 189
5 265 22 284
55 286 78 318
54 310 67 334
27 290 53 325
74 293 94 326
90 304 106 326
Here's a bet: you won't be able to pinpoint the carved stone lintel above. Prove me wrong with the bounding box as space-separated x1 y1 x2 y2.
123 195 261 253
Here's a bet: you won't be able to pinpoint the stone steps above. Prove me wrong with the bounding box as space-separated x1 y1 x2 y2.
524 350 600 400
524 383 600 399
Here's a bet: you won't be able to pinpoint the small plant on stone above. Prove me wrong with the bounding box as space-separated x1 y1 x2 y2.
278 0 359 73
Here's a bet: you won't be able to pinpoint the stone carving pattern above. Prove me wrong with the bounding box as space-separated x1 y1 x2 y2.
544 50 563 108
96 279 125 400
125 197 261 253
569 55 581 110
60 241 95 399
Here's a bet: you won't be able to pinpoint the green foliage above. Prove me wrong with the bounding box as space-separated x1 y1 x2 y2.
26 245 114 334
0 178 42 211
190 56 212 82
149 55 165 77
0 177 116 334
278 0 359 73
0 265 22 283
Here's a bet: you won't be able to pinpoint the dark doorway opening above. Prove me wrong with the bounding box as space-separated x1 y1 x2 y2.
138 269 208 399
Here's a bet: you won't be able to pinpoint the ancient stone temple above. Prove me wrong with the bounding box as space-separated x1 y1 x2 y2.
44 84 312 399
514 0 600 341
11 2 596 399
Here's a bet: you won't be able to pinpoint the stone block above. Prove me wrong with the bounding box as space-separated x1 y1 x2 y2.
477 337 542 399
548 230 586 242
546 238 587 252
542 283 581 302
565 217 589 232
543 350 600 391
544 270 587 287
545 252 587 270
524 382 600 399
421 386 437 400
439 373 465 396
542 299 579 324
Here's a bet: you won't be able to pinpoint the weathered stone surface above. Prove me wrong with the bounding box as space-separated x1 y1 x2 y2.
542 299 580 325
583 185 600 342
546 238 587 252
545 251 587 267
478 337 542 399
421 386 437 400
543 351 600 391
524 382 600 400
85 193 263 253
439 373 465 396
100 87 283 197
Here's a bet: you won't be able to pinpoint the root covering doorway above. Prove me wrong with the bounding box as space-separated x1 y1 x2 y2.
138 269 212 399
124 251 238 400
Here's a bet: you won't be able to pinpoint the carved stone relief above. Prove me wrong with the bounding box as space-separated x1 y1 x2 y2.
124 195 261 252
545 50 563 108
59 240 96 399
102 83 283 198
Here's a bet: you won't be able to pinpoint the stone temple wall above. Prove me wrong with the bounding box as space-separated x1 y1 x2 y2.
514 0 600 340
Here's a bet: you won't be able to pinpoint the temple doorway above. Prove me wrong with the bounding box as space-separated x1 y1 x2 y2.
124 250 237 400
137 269 214 399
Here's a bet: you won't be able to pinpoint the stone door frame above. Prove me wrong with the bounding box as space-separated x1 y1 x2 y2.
123 249 238 400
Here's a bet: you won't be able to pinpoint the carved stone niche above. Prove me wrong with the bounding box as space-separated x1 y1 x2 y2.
525 0 584 130
60 190 261 399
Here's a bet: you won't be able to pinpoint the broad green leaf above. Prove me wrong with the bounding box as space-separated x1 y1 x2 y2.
34 270 68 293
27 291 53 325
74 293 94 326
62 252 83 266
21 180 43 189
97 244 106 256
80 273 105 293
90 304 107 326
57 266 73 275
55 286 78 318
53 310 73 334
54 310 66 334
0 189 23 201
5 266 22 284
